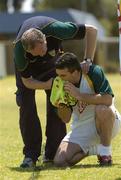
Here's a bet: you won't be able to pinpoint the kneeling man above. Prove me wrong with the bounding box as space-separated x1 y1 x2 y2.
50 52 121 167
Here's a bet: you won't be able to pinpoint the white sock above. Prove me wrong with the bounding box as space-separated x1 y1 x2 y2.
97 144 112 156
88 145 98 155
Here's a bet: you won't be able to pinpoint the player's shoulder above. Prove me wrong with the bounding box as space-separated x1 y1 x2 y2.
14 40 28 71
88 64 104 76
87 64 105 84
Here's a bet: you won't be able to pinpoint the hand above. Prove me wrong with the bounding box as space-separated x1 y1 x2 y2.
80 60 92 74
64 82 81 100
57 103 72 123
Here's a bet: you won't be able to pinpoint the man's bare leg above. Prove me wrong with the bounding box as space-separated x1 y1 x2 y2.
95 105 115 146
54 141 87 167
95 105 115 165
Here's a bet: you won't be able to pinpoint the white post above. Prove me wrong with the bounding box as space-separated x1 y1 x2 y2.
0 43 7 78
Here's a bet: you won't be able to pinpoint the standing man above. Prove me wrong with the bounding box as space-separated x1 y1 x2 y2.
14 16 97 168
51 52 121 167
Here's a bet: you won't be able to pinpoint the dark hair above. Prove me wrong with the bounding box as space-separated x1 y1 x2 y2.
55 52 81 73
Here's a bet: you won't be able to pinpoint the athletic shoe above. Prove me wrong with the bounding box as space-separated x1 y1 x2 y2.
97 155 112 166
43 155 53 163
20 157 36 168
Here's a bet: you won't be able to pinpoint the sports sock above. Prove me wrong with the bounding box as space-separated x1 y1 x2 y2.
97 144 112 156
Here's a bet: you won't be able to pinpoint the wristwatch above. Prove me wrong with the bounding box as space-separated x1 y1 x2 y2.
84 58 93 63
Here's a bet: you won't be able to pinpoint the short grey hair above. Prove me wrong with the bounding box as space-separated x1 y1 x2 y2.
21 28 45 51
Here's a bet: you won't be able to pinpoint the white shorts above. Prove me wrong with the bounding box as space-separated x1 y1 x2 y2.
62 108 121 154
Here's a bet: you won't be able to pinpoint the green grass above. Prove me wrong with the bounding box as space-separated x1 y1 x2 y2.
0 74 121 180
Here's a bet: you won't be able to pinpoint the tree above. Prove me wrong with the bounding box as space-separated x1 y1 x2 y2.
13 0 24 11
0 0 7 11
35 0 81 11
0 0 24 12
35 0 117 36
87 0 117 36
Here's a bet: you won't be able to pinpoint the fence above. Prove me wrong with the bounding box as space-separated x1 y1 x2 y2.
97 37 119 72
0 37 119 77
0 41 14 77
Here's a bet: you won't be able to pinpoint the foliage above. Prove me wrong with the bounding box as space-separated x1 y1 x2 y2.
12 0 24 11
0 0 7 11
41 0 81 10
0 75 121 179
35 0 118 36
87 0 117 36
0 0 24 12
0 0 118 36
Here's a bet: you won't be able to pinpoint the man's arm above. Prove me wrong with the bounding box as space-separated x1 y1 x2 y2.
80 25 97 74
84 25 97 60
64 65 114 106
57 104 72 123
73 92 112 106
64 82 112 106
45 22 97 61
22 76 53 90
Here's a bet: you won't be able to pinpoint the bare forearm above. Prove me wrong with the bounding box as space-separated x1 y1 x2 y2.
84 25 97 60
76 93 112 106
22 77 52 90
57 105 72 123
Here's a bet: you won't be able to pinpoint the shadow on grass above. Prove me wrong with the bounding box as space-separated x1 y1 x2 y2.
8 162 121 173
9 166 42 172
72 163 118 169
8 166 42 180
8 163 121 180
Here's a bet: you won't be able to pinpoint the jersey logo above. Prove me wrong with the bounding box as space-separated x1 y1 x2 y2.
77 101 88 114
48 49 56 57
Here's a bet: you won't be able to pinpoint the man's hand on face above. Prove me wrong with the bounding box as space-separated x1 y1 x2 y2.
64 82 81 101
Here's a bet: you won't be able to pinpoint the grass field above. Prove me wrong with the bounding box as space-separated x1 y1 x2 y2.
0 74 121 180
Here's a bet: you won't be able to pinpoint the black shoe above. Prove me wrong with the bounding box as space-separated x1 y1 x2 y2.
43 155 53 163
97 155 112 166
20 157 36 168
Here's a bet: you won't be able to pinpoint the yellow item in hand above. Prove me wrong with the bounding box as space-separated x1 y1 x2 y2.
50 76 77 107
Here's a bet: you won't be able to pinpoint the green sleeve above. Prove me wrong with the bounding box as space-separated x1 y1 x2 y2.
88 65 114 96
42 21 79 40
14 41 28 71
